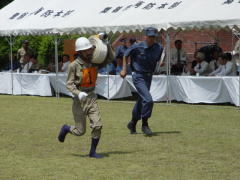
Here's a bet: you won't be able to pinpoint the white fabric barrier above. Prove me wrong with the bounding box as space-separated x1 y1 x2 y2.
96 75 132 99
48 74 132 99
0 72 13 94
169 76 232 103
48 73 73 97
0 72 239 106
222 77 240 106
126 75 169 101
0 72 52 96
169 76 239 106
44 74 240 106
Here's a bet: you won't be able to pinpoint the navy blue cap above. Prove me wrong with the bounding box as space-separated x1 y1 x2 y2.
120 37 127 42
22 40 29 44
144 27 158 37
129 38 137 45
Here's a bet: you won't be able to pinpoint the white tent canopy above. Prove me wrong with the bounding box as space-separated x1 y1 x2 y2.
0 0 240 36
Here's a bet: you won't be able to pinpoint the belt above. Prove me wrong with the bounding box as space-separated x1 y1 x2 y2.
134 71 153 76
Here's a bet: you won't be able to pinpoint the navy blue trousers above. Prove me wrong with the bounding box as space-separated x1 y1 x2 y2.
132 72 153 121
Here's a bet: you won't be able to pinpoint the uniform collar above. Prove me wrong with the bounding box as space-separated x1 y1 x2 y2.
76 57 92 66
142 41 155 49
20 47 26 51
142 41 149 49
63 61 70 65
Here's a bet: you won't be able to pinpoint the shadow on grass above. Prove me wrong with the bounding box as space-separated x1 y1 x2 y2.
143 131 181 137
70 150 134 158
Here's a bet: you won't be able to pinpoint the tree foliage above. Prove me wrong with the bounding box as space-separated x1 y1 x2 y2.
0 35 80 69
0 1 108 69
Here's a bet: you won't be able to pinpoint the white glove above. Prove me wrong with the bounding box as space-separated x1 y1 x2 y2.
78 92 88 101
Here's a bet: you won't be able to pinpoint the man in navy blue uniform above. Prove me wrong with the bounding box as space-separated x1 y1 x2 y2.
120 27 163 135
114 38 128 67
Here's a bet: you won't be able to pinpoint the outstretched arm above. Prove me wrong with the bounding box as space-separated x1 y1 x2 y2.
120 56 128 78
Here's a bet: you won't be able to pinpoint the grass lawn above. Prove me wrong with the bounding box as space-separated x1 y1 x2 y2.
0 95 240 180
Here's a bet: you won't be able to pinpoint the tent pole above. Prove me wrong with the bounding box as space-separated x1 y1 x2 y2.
107 73 110 100
10 35 14 96
234 38 240 109
239 73 240 109
54 34 60 99
166 32 171 104
232 29 240 109
237 34 240 109
6 35 14 96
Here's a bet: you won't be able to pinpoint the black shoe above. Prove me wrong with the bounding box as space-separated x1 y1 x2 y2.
127 121 137 134
58 124 70 142
89 152 104 159
142 126 153 136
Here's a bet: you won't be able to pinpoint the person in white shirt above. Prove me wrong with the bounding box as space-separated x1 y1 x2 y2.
21 54 31 73
209 53 236 76
21 54 40 73
170 40 187 75
232 39 240 75
209 58 219 72
226 52 237 75
200 44 222 72
233 39 240 56
208 50 223 72
28 55 40 73
193 51 210 76
60 54 70 73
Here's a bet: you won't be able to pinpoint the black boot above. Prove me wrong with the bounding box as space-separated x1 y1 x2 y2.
142 126 153 136
58 124 70 142
89 138 103 159
127 120 137 134
142 118 153 136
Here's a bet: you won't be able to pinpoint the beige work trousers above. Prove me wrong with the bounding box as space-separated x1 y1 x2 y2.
70 92 102 139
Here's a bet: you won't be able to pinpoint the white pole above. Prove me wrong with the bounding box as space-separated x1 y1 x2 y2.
232 29 240 109
9 35 14 95
238 74 240 109
54 35 60 99
166 32 171 104
107 73 110 100
235 33 240 109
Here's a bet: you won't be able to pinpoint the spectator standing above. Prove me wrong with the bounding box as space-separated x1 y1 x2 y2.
114 38 128 67
128 38 137 47
17 40 34 68
171 40 187 75
113 38 129 74
233 39 240 75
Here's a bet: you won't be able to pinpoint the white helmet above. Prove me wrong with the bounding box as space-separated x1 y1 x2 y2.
75 37 93 51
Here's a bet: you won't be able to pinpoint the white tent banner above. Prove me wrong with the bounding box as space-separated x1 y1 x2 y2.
0 0 240 36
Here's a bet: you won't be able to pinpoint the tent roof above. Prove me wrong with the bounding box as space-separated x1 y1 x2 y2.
0 0 240 36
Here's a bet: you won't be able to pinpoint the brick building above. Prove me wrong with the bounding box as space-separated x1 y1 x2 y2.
113 30 239 61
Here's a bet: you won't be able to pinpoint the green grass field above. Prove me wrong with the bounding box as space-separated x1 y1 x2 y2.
0 95 240 180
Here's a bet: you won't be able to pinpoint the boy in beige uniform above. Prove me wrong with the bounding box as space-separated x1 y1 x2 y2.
58 36 114 159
